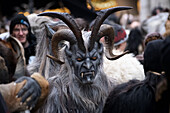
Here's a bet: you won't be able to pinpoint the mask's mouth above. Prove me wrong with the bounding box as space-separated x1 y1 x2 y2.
80 71 95 84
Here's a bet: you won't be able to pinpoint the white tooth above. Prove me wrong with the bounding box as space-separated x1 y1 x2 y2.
93 72 95 76
81 73 84 78
87 77 91 82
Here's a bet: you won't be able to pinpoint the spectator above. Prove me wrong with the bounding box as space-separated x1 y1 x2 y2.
144 32 163 47
135 32 164 64
0 14 36 65
161 35 170 75
125 27 144 56
141 9 169 36
163 14 170 38
102 23 145 85
161 36 170 103
10 14 36 64
143 39 169 113
151 6 164 16
144 39 163 74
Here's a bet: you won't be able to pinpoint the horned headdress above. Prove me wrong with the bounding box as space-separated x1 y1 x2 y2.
38 6 132 64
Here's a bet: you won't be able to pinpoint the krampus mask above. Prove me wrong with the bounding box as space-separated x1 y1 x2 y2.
38 6 132 84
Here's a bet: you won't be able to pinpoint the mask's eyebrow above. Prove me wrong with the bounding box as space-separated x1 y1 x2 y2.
76 51 84 58
89 50 98 57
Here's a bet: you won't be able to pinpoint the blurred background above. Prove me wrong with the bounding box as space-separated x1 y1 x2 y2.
0 0 170 33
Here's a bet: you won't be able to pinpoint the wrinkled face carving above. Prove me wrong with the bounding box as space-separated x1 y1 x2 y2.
66 42 103 84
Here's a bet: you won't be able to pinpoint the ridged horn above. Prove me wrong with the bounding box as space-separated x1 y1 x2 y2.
89 6 132 51
49 29 77 64
38 12 86 52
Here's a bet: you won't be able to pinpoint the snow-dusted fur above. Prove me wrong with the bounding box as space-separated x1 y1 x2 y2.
103 49 145 85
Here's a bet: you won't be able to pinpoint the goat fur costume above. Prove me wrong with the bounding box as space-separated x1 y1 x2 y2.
32 6 133 113
27 13 63 79
103 50 145 85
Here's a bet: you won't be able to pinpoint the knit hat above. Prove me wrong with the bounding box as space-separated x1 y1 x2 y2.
113 24 128 46
144 39 163 74
10 14 30 34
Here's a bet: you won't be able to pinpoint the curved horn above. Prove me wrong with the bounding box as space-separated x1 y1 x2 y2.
38 12 86 52
97 24 129 60
49 29 77 64
89 6 132 51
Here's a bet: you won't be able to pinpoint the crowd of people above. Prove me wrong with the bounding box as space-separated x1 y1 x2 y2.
0 5 169 113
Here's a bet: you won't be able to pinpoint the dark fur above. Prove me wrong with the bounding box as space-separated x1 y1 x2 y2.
125 27 144 56
0 37 29 83
0 39 17 83
103 72 169 113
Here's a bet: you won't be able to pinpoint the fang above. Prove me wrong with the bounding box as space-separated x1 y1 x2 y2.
81 73 84 78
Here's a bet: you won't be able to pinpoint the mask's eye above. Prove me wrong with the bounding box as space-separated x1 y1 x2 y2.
77 58 83 61
91 56 97 60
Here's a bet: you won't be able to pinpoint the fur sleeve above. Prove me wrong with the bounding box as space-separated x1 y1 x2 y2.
30 73 49 112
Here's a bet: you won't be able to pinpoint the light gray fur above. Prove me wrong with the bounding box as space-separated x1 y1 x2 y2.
38 63 112 113
36 31 115 113
27 14 116 113
27 14 62 79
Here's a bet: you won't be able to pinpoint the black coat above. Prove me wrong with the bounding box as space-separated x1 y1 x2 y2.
25 33 36 64
0 93 9 113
